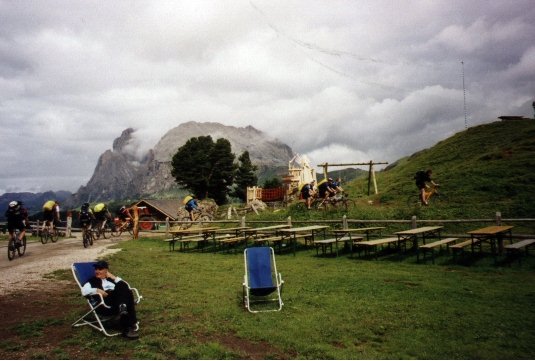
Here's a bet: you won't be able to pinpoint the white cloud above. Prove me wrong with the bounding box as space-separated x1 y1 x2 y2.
0 0 534 194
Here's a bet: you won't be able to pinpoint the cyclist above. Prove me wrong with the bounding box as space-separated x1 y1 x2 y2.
317 178 337 207
331 177 344 193
5 201 27 247
78 202 95 231
183 195 198 221
93 202 111 231
414 169 439 205
42 200 60 231
117 205 139 239
300 180 316 209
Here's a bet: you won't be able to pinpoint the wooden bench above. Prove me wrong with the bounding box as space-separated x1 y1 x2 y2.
164 235 201 251
417 238 458 263
450 238 483 259
504 239 535 264
355 237 398 259
252 236 282 247
219 236 246 251
313 236 352 257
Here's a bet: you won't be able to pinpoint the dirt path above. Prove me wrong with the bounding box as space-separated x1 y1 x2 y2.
0 233 124 295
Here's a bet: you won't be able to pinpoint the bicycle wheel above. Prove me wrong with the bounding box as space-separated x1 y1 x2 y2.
100 226 108 239
110 226 121 237
51 228 59 242
7 237 16 261
17 236 26 256
198 213 212 224
406 194 421 208
83 231 90 248
179 216 192 230
40 229 48 244
430 192 449 205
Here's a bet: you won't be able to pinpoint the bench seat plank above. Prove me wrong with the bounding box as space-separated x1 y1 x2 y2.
504 239 535 250
419 238 458 249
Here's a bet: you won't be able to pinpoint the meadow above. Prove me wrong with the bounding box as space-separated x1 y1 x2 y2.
49 235 535 359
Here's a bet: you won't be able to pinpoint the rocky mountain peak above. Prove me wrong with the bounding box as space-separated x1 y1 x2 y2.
68 122 294 204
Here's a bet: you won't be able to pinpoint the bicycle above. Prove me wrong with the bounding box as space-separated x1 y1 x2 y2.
111 218 134 237
81 225 94 248
7 228 27 261
179 208 213 229
406 184 448 207
40 221 59 244
320 192 355 211
93 219 110 239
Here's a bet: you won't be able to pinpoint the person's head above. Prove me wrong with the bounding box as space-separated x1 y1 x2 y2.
82 202 90 211
311 180 315 185
9 200 18 209
336 177 342 182
120 206 126 212
426 169 433 175
93 260 109 279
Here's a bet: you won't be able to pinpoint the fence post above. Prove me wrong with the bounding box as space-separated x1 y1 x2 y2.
241 216 246 228
495 211 502 226
66 213 72 237
287 216 292 227
411 215 417 228
342 215 348 230
165 217 170 236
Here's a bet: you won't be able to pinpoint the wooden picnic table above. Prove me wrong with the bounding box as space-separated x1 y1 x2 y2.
334 227 385 240
243 225 290 245
467 225 513 256
169 226 220 251
214 226 250 237
395 226 443 250
279 225 329 255
331 228 384 257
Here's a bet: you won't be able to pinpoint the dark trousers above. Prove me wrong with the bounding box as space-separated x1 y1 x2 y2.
100 281 137 330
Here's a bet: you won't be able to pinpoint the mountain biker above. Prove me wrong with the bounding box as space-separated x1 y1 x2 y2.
79 202 95 230
93 202 111 230
300 180 316 209
414 169 439 205
5 201 27 246
317 178 336 207
42 200 60 231
331 177 344 193
118 205 139 239
183 195 198 221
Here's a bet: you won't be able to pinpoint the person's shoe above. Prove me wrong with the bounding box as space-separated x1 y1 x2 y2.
124 327 139 339
119 303 128 316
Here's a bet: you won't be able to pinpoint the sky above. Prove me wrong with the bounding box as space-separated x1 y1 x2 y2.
1 0 534 194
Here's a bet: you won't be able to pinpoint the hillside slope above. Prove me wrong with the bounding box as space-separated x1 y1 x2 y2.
348 119 535 218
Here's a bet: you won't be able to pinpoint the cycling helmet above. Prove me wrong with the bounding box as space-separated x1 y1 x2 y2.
81 202 90 210
120 206 126 212
9 201 18 208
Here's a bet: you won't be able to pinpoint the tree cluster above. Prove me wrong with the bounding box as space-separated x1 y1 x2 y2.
171 136 258 204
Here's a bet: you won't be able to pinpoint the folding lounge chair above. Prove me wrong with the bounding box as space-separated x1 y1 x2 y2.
243 247 284 313
71 261 142 336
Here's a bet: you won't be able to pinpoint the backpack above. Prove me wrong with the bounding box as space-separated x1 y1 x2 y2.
414 170 426 182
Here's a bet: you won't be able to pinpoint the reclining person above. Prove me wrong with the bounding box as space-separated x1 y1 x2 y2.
81 260 139 339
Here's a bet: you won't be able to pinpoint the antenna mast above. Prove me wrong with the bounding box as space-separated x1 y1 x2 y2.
461 60 468 129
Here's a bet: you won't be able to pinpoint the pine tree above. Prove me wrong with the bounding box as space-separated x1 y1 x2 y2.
233 151 258 201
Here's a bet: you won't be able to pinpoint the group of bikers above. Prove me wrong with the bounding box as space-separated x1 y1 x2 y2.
300 177 344 209
4 199 139 248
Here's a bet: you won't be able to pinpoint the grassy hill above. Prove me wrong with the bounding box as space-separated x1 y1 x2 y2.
343 119 535 219
250 119 535 225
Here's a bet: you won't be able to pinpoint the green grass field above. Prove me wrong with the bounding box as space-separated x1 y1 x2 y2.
58 236 535 359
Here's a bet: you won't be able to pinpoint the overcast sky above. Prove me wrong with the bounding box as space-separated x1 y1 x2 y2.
1 0 534 194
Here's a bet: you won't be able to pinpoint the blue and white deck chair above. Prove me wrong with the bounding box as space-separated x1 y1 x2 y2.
243 247 284 313
71 262 142 336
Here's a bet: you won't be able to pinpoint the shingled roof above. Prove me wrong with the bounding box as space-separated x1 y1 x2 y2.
134 199 182 220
